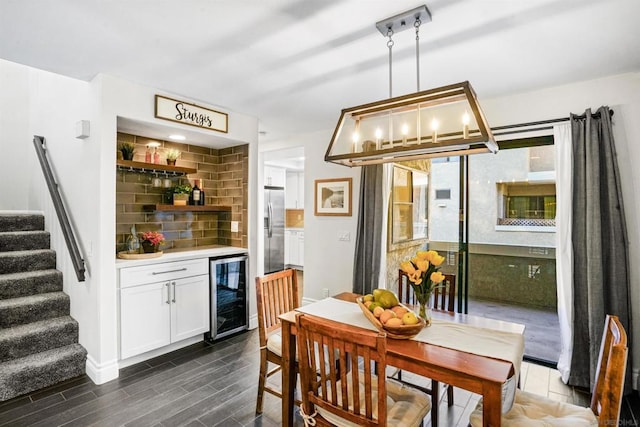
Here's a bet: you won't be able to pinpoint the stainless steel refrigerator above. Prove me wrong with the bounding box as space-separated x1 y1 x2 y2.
264 186 285 273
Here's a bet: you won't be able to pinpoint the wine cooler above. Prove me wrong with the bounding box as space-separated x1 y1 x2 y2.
207 254 249 340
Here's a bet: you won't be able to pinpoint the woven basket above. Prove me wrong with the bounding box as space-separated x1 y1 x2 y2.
356 297 425 339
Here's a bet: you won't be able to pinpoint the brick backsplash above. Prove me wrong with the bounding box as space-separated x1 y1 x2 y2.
116 133 248 253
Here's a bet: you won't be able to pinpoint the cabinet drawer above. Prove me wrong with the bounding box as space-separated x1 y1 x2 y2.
120 258 208 288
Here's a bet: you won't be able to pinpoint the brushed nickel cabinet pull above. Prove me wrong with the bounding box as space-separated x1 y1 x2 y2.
165 282 170 304
152 268 187 275
172 281 176 303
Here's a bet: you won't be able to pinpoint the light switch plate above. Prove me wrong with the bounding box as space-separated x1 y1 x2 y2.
338 231 350 241
231 221 239 232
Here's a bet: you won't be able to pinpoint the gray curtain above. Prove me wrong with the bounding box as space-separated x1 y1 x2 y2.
569 106 632 392
352 164 384 295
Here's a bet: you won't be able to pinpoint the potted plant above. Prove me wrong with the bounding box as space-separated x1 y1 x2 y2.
118 142 136 161
165 148 181 165
172 183 191 206
139 230 165 253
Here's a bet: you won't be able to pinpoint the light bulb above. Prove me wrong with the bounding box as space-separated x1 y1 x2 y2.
351 132 359 153
431 119 439 143
462 112 470 139
401 123 409 145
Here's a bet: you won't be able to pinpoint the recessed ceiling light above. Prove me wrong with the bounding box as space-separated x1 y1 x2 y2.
169 134 186 141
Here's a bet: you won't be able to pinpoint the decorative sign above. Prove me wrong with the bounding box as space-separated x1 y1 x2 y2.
154 95 228 133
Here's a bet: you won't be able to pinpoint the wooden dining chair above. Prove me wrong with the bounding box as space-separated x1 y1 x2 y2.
397 270 456 426
398 269 456 312
295 313 432 426
255 269 300 414
469 314 628 426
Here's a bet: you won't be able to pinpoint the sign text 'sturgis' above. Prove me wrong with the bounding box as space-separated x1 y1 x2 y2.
155 95 228 133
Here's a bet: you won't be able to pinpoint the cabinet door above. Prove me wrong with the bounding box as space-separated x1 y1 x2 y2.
120 282 171 359
285 172 298 209
265 166 286 188
298 172 305 208
298 232 304 267
284 230 292 264
171 275 210 342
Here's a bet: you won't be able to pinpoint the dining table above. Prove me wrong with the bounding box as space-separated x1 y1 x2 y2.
279 292 525 427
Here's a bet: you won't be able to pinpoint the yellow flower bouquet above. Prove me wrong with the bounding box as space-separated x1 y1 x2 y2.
400 250 446 324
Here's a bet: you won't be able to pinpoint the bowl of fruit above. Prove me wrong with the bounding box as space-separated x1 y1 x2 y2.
356 289 425 339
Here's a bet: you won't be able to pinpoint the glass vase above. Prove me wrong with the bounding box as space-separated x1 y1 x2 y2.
418 301 432 327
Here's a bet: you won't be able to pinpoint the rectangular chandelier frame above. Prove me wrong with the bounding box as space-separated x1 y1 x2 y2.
325 81 498 167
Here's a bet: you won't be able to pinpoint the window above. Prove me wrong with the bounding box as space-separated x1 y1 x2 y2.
497 183 556 226
390 165 428 245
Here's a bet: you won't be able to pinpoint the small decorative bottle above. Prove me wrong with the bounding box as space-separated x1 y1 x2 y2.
153 147 160 164
145 146 152 163
126 225 140 254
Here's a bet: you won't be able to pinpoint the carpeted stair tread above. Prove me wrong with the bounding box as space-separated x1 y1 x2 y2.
0 269 62 300
0 292 69 328
0 343 87 401
0 214 44 233
0 249 56 275
0 212 86 402
0 230 50 252
0 316 78 363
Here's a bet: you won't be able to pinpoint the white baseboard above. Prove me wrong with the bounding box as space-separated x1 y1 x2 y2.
85 354 119 385
118 335 204 369
249 314 258 330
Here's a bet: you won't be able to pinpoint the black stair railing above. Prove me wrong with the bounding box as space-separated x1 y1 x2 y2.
33 136 86 281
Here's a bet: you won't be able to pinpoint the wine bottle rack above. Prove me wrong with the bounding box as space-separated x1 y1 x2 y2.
116 159 197 176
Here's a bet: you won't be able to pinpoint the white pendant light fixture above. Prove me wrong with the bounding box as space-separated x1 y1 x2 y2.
325 5 498 167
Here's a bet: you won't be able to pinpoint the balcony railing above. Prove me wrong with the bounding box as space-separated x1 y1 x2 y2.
498 218 556 227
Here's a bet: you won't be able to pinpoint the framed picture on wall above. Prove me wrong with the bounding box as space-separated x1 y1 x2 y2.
314 178 352 216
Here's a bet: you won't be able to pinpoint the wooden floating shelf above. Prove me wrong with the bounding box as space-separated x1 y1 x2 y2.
116 159 197 175
144 204 232 212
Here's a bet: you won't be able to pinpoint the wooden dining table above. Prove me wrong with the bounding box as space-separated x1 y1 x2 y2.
279 292 525 427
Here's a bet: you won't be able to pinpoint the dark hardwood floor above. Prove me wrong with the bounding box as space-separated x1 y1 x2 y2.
0 329 638 426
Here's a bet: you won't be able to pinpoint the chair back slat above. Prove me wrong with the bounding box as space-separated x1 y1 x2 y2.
398 269 456 313
297 314 387 426
590 315 628 425
255 269 299 346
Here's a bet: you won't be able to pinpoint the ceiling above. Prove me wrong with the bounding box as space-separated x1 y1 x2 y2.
2 0 639 147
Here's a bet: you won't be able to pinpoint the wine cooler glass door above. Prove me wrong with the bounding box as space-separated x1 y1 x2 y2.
209 254 249 340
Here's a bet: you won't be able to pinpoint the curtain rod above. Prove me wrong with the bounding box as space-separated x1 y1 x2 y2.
491 109 614 133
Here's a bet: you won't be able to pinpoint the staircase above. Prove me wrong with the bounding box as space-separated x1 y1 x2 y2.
0 213 87 401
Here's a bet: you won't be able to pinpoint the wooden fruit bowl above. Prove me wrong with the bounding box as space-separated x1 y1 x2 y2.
356 297 425 339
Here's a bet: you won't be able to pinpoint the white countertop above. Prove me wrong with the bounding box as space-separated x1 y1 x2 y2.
116 245 247 268
285 227 304 231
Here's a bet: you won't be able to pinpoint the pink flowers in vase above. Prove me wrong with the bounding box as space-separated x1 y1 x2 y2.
139 231 165 252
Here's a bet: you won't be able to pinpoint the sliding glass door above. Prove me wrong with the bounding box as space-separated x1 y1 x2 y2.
428 137 560 364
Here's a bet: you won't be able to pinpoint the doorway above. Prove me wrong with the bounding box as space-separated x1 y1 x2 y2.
261 147 305 279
